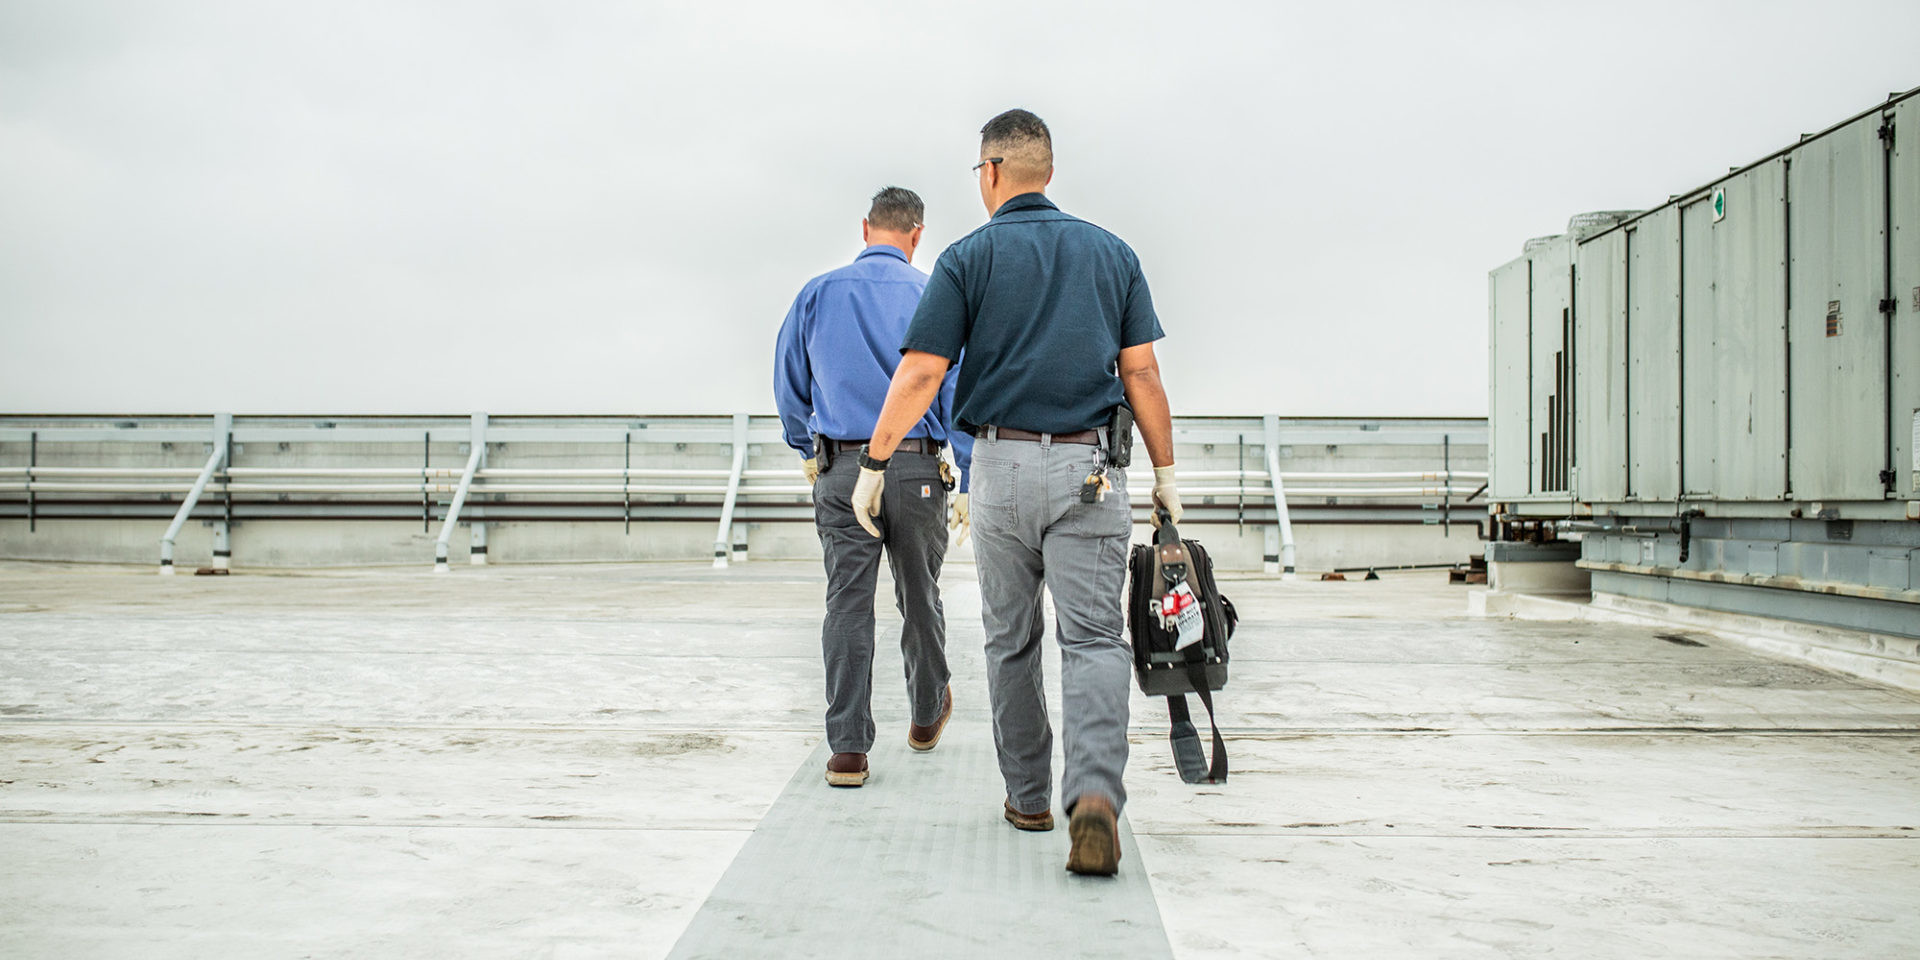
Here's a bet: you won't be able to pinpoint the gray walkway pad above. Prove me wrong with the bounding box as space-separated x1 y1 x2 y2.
668 733 1172 960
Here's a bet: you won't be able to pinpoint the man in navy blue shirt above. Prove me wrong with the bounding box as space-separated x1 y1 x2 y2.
773 186 973 788
850 111 1183 875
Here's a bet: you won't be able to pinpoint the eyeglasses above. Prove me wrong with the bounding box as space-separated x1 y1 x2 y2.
971 157 1003 173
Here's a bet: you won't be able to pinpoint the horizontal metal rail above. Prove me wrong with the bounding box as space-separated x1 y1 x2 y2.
2 413 1490 571
0 464 1486 483
2 480 1482 499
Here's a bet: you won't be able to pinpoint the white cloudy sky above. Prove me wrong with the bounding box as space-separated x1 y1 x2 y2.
2 1 1916 417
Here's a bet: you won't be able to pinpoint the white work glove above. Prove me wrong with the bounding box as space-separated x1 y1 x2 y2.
1150 465 1182 527
801 456 819 485
949 492 970 546
850 466 885 538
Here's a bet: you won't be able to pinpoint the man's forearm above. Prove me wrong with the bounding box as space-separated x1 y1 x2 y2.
868 351 951 459
1123 370 1174 468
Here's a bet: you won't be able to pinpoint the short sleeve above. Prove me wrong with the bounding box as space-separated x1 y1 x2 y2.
901 252 968 360
1120 261 1164 348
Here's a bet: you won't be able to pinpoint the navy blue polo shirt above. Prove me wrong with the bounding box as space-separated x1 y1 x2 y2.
900 192 1164 434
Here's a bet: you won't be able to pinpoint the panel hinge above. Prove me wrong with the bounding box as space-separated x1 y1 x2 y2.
1882 469 1898 486
1879 120 1895 147
1883 297 1900 315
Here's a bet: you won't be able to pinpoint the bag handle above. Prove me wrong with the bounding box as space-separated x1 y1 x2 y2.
1154 507 1179 546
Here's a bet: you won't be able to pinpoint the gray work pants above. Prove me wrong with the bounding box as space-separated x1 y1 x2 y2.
969 431 1132 816
813 448 952 754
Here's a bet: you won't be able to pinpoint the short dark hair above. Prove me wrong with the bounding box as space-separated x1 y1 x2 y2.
867 186 923 233
980 108 1052 182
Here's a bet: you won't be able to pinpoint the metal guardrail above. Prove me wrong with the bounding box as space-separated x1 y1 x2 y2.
0 414 1488 573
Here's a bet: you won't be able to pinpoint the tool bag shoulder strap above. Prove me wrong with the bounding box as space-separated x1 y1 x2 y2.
1152 516 1229 785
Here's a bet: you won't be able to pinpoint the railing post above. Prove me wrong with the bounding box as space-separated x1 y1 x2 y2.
26 431 35 533
434 413 487 573
213 423 234 569
470 422 489 566
159 412 230 575
1263 415 1297 579
713 413 749 569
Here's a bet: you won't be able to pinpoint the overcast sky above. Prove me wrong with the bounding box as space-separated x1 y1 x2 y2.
2 1 1916 418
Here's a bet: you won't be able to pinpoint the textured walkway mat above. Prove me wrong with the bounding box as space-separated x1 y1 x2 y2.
666 723 1174 959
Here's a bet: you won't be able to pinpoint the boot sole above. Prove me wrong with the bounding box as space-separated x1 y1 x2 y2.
906 723 946 752
824 769 868 787
1004 808 1055 832
1066 809 1120 875
908 691 953 752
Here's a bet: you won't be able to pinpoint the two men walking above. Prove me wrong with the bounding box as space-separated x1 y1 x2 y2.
775 110 1182 877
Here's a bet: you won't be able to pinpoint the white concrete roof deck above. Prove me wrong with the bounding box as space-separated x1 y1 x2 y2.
1 559 1916 958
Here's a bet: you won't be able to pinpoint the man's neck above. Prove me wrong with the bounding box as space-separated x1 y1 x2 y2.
866 236 913 260
989 185 1046 216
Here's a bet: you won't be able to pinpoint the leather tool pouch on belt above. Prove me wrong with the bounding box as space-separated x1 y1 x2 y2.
1126 509 1236 784
812 434 832 473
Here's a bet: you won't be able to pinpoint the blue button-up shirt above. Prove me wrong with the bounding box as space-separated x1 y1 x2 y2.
774 244 972 490
902 193 1163 434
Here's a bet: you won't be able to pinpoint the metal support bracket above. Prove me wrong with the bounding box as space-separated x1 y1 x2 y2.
434 413 488 572
713 414 750 569
1262 415 1298 578
26 431 35 533
159 412 231 575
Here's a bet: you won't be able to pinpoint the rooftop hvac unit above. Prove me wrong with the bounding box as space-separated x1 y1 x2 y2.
1567 210 1640 239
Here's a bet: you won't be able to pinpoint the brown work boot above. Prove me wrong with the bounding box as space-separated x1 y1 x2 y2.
1065 794 1121 876
1003 798 1054 832
825 752 868 787
907 685 953 752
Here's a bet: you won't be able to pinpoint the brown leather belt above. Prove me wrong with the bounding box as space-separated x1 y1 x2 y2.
979 426 1100 445
828 437 933 455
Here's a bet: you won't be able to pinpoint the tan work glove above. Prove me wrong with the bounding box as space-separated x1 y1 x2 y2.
1150 465 1182 527
850 466 885 538
801 456 819 485
949 492 970 546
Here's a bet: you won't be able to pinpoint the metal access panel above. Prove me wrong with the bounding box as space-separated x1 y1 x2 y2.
1787 114 1890 501
1893 99 1920 497
1679 160 1790 500
1489 257 1533 500
1627 207 1682 501
1529 238 1574 494
1574 231 1629 502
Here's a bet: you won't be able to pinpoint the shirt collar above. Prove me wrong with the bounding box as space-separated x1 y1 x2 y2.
856 243 910 263
991 192 1058 218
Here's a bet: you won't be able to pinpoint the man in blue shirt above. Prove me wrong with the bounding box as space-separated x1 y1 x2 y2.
773 186 973 788
848 111 1183 875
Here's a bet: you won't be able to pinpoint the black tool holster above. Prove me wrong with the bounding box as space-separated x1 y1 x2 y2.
1107 401 1135 468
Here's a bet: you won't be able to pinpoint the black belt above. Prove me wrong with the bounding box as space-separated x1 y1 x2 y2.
976 426 1100 445
826 437 934 455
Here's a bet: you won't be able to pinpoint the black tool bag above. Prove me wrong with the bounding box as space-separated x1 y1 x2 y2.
1126 511 1236 783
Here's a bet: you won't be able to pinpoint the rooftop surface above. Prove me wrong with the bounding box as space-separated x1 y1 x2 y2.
2 560 1917 958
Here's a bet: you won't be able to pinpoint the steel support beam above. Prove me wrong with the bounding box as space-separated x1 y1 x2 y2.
159 413 230 575
713 413 749 568
1263 415 1297 578
433 413 487 573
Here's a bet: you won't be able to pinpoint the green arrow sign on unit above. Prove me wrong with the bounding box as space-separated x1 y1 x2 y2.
1712 187 1726 222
